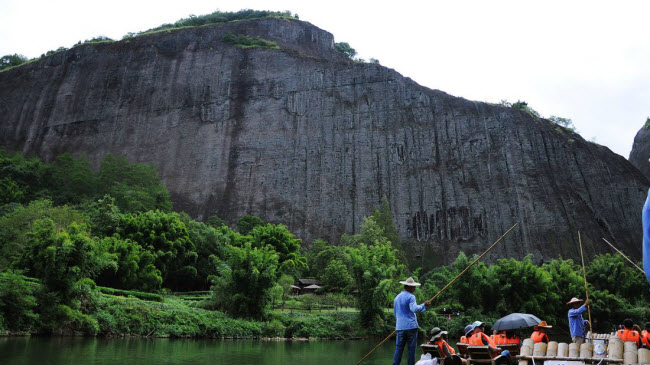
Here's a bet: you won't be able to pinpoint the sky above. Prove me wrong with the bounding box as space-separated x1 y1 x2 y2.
1 0 648 158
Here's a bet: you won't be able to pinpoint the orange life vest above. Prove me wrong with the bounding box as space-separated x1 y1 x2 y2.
499 335 520 345
531 331 549 344
618 329 641 344
469 332 497 347
434 339 456 356
460 335 468 343
493 333 506 345
505 336 520 345
642 330 650 347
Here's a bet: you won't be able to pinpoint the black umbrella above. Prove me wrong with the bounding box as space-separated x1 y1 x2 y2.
491 313 542 331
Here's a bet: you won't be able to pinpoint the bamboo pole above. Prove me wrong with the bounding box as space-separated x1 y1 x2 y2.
602 238 645 274
355 223 518 365
578 231 593 341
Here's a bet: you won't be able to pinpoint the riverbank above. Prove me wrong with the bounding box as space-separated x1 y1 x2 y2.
1 291 374 340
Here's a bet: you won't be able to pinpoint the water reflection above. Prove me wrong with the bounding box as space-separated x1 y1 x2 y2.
0 337 397 364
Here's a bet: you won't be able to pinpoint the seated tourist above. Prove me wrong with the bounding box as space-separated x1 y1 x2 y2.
530 321 551 344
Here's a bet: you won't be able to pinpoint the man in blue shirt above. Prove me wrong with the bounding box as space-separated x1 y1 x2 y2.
567 297 591 344
393 277 431 365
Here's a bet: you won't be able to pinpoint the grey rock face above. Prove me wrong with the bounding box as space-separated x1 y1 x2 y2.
1 18 647 265
629 125 650 182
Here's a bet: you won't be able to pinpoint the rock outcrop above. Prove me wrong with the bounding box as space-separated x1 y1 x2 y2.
1 17 647 265
629 124 650 182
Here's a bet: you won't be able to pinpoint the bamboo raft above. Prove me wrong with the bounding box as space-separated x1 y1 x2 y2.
514 334 650 365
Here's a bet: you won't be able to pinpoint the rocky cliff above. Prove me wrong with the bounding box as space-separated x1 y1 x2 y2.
629 123 650 182
1 17 647 265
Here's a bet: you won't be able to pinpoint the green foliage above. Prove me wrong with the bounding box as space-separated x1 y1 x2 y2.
277 274 294 309
0 151 172 213
98 286 163 302
237 214 265 234
207 215 226 228
97 154 172 213
21 219 115 304
118 210 197 290
180 215 227 289
322 259 353 291
335 42 357 59
250 223 307 277
142 10 297 35
211 243 279 319
549 115 577 132
97 236 163 292
0 150 47 204
371 196 400 246
0 199 86 268
223 33 280 49
0 54 28 70
348 239 404 331
643 117 650 130
0 270 39 332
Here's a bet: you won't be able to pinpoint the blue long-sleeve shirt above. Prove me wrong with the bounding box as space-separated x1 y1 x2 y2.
568 305 587 337
393 290 426 330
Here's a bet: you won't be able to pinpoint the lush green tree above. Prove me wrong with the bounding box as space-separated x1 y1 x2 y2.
181 214 228 289
237 214 264 234
0 200 86 269
0 54 28 70
250 223 307 277
44 153 97 205
492 256 557 317
277 274 294 309
21 219 115 302
83 195 121 237
96 236 162 292
335 42 357 59
587 254 649 302
348 240 404 330
322 259 353 291
310 245 350 279
211 243 278 319
97 154 172 212
118 210 197 290
371 196 400 246
0 150 47 204
207 215 227 228
549 115 577 132
0 270 39 332
341 216 391 248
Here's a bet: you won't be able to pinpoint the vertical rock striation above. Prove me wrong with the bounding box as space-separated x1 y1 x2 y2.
1 18 647 264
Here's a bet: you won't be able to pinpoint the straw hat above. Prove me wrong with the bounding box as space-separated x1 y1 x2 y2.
399 277 421 287
534 321 552 330
430 327 448 340
566 297 584 305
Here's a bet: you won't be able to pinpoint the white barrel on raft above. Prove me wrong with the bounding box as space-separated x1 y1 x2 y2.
568 343 580 358
557 342 569 357
580 343 593 358
546 341 558 357
533 342 547 357
638 348 650 364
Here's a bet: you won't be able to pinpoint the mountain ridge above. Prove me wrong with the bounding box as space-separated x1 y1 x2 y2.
1 17 646 266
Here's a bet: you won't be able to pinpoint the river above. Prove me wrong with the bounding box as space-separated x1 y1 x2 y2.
0 337 399 364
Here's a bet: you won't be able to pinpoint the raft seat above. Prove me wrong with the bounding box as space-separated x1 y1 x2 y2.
421 344 445 358
467 346 500 365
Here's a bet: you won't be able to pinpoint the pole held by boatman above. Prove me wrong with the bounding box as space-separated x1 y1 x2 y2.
392 277 431 365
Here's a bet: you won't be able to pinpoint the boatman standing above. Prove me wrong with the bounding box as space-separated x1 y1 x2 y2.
567 297 590 344
393 277 431 365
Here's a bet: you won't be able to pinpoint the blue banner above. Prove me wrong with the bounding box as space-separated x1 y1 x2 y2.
643 188 650 285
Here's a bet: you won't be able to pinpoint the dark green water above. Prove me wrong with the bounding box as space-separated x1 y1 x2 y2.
0 337 399 364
